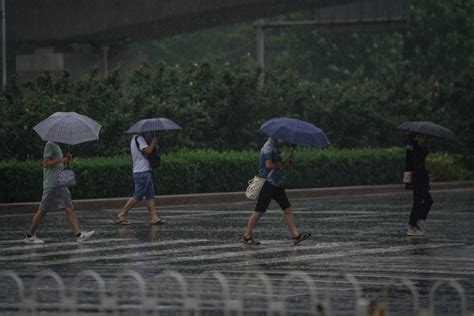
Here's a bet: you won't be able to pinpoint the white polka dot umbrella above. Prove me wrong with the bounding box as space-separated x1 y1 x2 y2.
33 112 102 145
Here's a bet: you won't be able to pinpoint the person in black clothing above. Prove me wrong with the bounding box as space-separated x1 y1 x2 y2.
405 133 433 236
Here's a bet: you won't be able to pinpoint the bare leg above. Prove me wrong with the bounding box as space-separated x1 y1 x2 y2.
65 207 81 236
27 209 46 236
283 207 299 238
146 198 160 222
118 198 139 221
244 211 263 238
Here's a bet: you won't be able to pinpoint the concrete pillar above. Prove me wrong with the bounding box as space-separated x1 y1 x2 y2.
1 0 6 88
15 44 146 81
16 47 64 79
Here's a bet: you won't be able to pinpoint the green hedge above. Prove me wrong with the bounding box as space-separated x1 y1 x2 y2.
0 148 472 203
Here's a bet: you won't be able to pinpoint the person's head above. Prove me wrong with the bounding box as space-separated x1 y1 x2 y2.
414 133 427 145
406 132 415 140
271 136 284 145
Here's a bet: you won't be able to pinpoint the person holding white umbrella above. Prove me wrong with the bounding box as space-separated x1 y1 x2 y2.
115 118 181 225
24 112 99 244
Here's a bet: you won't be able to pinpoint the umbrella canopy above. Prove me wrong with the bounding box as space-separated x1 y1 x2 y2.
33 112 102 145
126 118 181 133
397 121 457 141
260 117 330 148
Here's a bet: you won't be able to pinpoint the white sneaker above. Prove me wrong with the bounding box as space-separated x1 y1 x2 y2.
77 231 95 243
407 225 425 237
24 235 44 244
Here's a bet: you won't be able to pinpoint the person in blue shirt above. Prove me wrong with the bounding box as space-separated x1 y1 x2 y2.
242 136 311 245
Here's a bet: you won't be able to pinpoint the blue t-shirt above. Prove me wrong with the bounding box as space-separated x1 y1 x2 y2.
258 138 282 186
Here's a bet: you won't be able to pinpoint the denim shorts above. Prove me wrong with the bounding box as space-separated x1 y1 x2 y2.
133 171 155 200
39 187 73 212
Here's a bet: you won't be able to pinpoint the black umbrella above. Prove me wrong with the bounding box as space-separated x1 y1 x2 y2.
397 121 457 141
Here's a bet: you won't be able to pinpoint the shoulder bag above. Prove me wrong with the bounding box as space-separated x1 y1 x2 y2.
245 169 274 200
135 136 161 169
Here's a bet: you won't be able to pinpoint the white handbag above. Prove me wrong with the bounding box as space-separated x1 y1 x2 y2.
402 171 413 184
57 169 76 187
245 169 274 200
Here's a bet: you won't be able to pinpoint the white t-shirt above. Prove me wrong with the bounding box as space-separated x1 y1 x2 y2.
131 135 150 173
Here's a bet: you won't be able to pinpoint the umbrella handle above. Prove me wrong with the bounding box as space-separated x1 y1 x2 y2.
65 145 71 167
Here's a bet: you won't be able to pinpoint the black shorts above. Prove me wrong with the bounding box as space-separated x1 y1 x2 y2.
255 181 291 213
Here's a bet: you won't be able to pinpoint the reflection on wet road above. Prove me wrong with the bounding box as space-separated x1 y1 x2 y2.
1 188 473 314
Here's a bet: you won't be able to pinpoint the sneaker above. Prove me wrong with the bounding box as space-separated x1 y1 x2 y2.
77 231 95 243
407 225 425 237
415 220 424 232
24 235 44 244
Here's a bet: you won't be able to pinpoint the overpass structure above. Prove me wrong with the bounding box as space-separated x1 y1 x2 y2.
4 0 407 79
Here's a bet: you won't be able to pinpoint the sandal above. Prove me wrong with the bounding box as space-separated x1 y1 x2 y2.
114 215 129 225
242 235 261 246
150 218 167 225
292 232 311 245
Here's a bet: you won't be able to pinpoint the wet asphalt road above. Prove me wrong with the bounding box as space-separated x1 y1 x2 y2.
0 188 473 315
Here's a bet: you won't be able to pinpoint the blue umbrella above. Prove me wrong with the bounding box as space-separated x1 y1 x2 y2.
260 117 330 148
126 118 181 133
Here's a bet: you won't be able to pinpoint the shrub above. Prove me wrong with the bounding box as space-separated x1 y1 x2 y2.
0 148 471 203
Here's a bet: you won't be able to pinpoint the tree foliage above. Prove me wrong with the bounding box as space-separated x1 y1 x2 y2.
0 0 472 159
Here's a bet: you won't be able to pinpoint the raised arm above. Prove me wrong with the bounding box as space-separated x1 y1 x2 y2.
42 155 69 168
141 135 158 155
265 154 294 170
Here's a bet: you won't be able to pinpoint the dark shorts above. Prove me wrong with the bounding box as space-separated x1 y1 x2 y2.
255 181 291 213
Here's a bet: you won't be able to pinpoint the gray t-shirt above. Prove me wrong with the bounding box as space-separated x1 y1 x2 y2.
43 141 63 189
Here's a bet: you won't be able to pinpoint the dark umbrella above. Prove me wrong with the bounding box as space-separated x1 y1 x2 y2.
260 117 330 148
126 118 181 133
397 121 457 141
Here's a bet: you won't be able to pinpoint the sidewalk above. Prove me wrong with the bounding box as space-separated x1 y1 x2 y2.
1 181 473 215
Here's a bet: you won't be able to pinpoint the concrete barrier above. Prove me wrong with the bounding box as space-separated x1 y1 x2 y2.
1 181 473 215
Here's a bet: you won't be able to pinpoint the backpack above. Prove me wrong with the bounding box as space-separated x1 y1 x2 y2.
135 136 161 169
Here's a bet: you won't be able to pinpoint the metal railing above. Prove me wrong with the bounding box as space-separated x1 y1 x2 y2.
0 269 471 315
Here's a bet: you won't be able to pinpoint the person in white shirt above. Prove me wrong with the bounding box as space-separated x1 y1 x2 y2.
116 133 166 225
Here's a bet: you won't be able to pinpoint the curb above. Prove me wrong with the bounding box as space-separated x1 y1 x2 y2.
1 181 473 215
